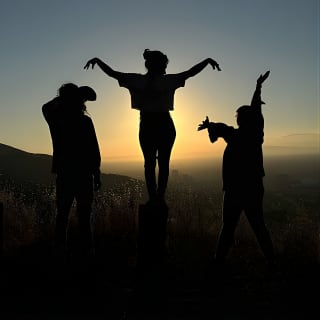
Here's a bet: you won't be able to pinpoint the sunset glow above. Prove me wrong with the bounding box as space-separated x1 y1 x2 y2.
0 0 318 168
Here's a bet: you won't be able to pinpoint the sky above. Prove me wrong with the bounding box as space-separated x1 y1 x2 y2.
0 0 319 167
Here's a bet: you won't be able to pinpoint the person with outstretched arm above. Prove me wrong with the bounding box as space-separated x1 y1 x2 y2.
198 71 275 269
84 50 221 204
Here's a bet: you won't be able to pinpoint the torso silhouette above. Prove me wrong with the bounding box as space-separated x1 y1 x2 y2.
118 73 185 112
208 112 265 191
42 97 100 175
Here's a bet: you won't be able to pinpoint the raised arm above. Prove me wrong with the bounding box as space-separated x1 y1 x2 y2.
178 58 221 80
42 97 61 121
250 71 270 111
84 57 123 80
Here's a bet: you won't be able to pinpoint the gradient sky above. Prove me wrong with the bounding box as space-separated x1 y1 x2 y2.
1 0 319 164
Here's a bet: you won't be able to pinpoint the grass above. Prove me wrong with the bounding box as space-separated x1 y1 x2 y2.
0 176 319 319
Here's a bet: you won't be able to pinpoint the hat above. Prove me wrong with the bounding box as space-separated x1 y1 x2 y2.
79 86 97 101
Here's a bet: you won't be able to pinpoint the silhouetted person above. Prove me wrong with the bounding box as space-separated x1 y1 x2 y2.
84 49 221 204
0 201 3 258
198 71 275 267
42 83 101 259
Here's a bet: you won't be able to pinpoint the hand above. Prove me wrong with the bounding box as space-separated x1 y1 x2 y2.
93 174 101 191
257 70 270 85
198 116 210 131
84 58 98 70
210 59 221 71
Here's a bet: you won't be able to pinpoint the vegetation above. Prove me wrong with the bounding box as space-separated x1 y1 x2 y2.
0 169 318 267
0 164 319 319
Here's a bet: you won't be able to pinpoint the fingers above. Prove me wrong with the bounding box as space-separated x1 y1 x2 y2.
211 62 221 71
263 70 270 81
212 60 221 71
257 70 270 84
197 117 210 131
84 59 96 70
264 70 270 77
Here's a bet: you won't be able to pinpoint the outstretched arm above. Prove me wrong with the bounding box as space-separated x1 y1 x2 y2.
250 71 270 110
197 116 218 143
84 57 122 80
198 116 232 144
197 116 210 131
178 58 221 80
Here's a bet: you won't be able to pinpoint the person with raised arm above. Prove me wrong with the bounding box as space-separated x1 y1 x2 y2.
84 49 221 204
198 71 275 269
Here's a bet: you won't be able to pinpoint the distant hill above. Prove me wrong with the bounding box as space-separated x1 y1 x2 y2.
0 143 53 184
0 143 143 189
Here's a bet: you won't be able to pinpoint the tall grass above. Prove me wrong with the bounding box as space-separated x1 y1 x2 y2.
0 174 319 270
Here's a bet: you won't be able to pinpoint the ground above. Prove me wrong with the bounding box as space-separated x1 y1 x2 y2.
0 244 318 320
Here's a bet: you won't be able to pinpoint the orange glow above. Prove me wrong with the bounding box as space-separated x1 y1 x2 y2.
92 89 227 162
171 92 226 160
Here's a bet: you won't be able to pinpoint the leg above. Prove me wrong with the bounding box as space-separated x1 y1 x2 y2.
157 118 176 198
139 124 158 200
0 202 3 257
244 188 275 263
215 191 242 262
76 175 94 256
55 175 74 249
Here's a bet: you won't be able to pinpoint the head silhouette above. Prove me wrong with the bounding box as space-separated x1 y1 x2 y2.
78 86 97 113
236 105 252 128
143 49 169 75
57 82 86 114
79 86 97 102
58 83 79 102
236 105 264 135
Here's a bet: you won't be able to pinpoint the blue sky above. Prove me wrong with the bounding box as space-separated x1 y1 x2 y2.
0 0 319 162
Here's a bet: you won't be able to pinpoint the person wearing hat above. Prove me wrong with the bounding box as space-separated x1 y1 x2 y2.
42 83 101 259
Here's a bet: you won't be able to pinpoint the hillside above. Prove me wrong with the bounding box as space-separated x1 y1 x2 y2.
0 144 319 319
0 142 143 189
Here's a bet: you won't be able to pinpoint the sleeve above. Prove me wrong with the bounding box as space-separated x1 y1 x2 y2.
117 73 138 89
173 74 185 89
208 123 234 143
42 97 61 123
167 74 185 89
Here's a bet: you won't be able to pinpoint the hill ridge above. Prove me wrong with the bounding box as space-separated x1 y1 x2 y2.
0 142 142 188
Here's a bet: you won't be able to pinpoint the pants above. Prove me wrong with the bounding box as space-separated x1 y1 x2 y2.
55 173 94 254
139 113 176 200
215 185 274 262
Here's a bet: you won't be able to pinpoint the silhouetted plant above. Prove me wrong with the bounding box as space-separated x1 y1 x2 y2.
0 174 318 269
